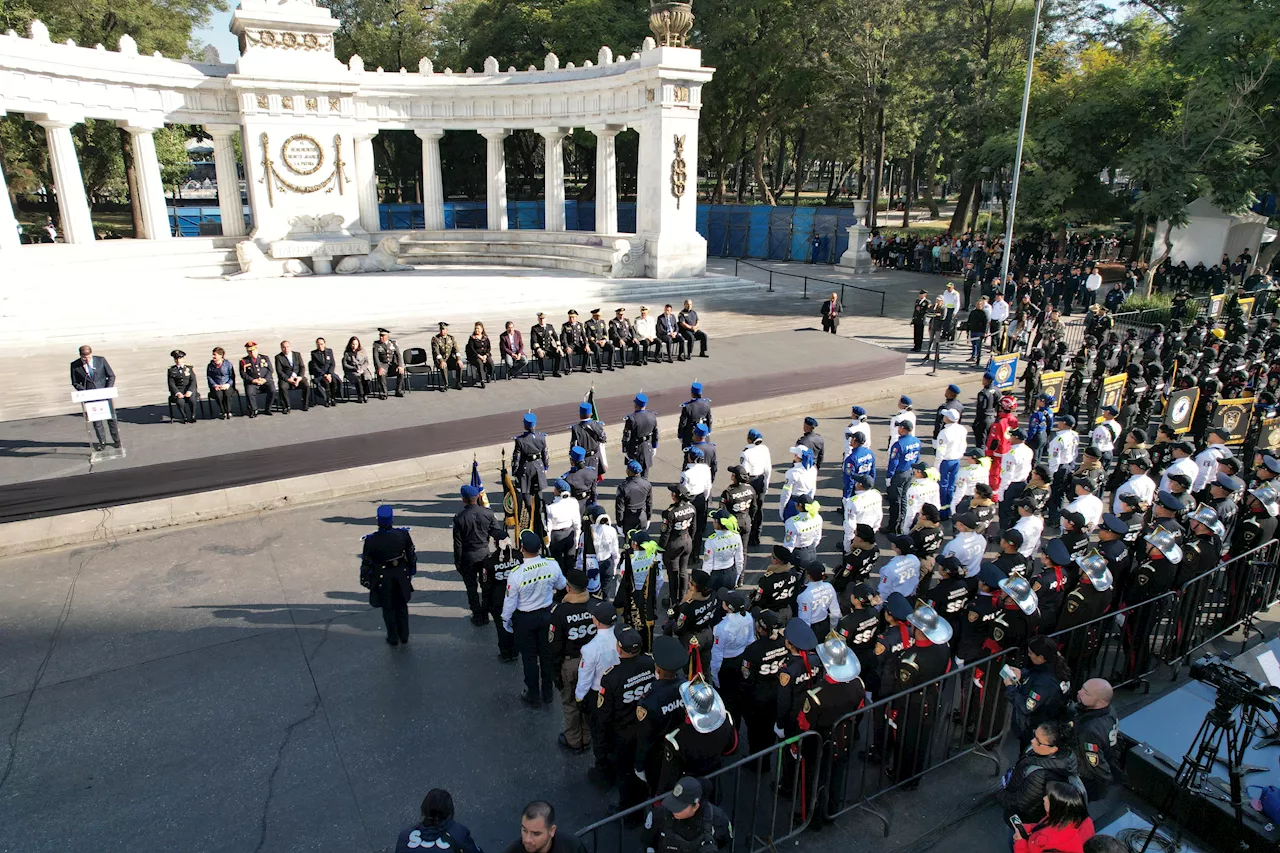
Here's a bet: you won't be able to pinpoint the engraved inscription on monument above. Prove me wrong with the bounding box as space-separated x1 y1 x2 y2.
281 134 324 175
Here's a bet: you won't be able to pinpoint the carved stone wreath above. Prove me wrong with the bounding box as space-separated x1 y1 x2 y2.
245 29 333 52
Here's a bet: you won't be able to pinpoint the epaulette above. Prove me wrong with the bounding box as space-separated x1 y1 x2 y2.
361 532 374 540
398 527 412 533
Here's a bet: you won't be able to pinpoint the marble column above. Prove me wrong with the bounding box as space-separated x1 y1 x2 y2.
205 124 246 237
353 131 381 233
35 116 94 244
536 128 569 232
414 129 446 231
478 128 510 231
591 125 620 235
120 123 173 240
0 112 18 251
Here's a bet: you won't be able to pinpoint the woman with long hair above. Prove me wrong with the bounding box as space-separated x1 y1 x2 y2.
465 320 494 386
342 335 373 403
1013 780 1095 853
393 788 482 853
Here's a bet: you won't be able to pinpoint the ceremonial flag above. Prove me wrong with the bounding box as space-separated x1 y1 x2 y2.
500 450 522 531
986 353 1019 390
1038 371 1066 412
585 386 600 422
471 456 489 507
1213 396 1256 445
1163 388 1199 435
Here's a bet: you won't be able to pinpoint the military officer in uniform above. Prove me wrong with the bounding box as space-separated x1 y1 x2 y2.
888 604 953 787
360 505 418 646
634 635 690 794
678 383 713 449
513 413 549 508
610 307 643 366
570 402 609 476
549 570 599 752
503 530 569 705
656 679 737 795
564 446 600 506
166 350 198 423
530 311 565 378
372 327 406 398
584 308 616 372
801 635 868 818
561 309 590 372
238 341 277 417
776 618 826 739
623 394 660 476
453 483 507 624
689 424 719 481
431 322 464 391
616 459 653 535
592 626 655 803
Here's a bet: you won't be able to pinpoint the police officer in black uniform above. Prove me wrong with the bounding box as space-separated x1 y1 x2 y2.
634 635 690 795
739 611 788 753
485 545 522 662
925 554 971 639
594 626 656 806
1117 528 1181 681
548 571 599 752
166 349 198 423
753 546 800 616
360 505 418 646
659 485 697 600
796 416 826 470
642 777 733 853
678 383 712 448
656 679 738 795
530 311 565 377
666 569 720 677
888 604 952 788
1095 514 1132 594
1056 553 1115 678
834 525 879 596
805 635 868 817
623 393 660 475
513 413 549 508
720 466 758 550
616 459 653 536
776 618 825 739
453 484 507 625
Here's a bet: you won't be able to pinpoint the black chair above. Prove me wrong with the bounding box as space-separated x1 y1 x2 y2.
167 396 199 424
403 347 441 391
202 377 243 419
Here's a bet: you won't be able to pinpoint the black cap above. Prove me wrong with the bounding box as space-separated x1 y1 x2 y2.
720 590 749 612
519 530 542 552
755 610 784 629
690 569 712 589
652 635 689 671
617 627 643 653
1009 427 1026 440
848 582 875 604
1166 472 1192 489
772 545 793 564
1073 477 1096 492
1117 492 1143 508
784 618 819 651
979 562 1008 587
377 327 390 334
853 523 877 542
1128 454 1151 470
1044 538 1072 567
884 592 913 620
1101 513 1128 534
592 600 617 626
891 534 914 553
1061 509 1086 527
564 568 589 589
1129 428 1148 444
1210 427 1231 441
1173 440 1196 454
1084 446 1102 459
1002 529 1024 547
954 511 981 529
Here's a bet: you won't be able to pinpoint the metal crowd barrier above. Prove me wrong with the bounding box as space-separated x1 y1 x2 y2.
731 258 887 317
576 540 1280 847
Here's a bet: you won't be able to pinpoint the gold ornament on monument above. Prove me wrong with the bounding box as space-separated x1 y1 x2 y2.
649 1 694 47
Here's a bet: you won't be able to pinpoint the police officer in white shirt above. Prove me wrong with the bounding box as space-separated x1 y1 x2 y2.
779 446 819 520
681 446 714 555
503 530 569 705
546 479 583 572
888 396 916 454
1113 453 1156 514
587 507 621 596
934 408 968 517
702 509 746 589
1193 430 1232 494
1065 477 1105 529
575 600 620 702
998 428 1034 530
710 590 754 689
1046 413 1080 525
843 474 883 550
1158 440 1199 494
941 512 986 578
1012 500 1043 557
797 563 842 634
845 405 872 456
901 462 942 534
1091 405 1121 466
878 535 922 602
739 428 772 546
783 493 823 565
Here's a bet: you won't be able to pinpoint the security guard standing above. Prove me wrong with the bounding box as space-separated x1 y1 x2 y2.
167 350 198 423
623 394 659 475
720 466 758 551
658 484 697 600
452 483 507 624
570 402 609 476
372 327 405 398
738 611 788 752
642 777 733 853
836 583 881 685
797 416 826 469
634 635 690 794
512 413 549 507
739 429 772 547
616 460 653 536
594 626 656 806
754 546 801 616
678 382 713 448
502 530 569 705
548 569 598 751
666 569 720 676
238 341 277 417
360 505 418 646
561 309 590 372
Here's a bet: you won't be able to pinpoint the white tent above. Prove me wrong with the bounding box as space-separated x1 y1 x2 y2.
1152 198 1270 267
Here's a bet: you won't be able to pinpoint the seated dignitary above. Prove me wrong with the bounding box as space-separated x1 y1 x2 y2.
309 337 341 407
274 340 310 412
166 349 198 423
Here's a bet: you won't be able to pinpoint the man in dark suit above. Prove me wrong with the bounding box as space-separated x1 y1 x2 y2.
656 303 684 363
309 337 340 407
821 291 841 334
70 345 121 450
274 340 310 413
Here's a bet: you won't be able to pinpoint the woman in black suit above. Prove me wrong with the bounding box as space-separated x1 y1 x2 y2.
465 321 494 387
343 336 374 403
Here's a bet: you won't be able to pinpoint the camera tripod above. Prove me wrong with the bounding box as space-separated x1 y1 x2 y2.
1137 694 1265 853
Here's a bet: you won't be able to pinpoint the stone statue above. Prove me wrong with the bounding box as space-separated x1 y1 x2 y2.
649 1 694 47
225 241 313 279
334 237 412 274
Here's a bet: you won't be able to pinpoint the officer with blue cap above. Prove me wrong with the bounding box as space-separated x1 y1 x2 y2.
678 382 712 447
622 393 659 475
934 384 964 439
360 505 418 646
776 618 823 738
570 400 608 477
796 415 826 470
616 457 653 535
512 411 549 505
453 480 507 625
563 445 599 505
546 478 582 570
845 405 871 455
690 422 719 479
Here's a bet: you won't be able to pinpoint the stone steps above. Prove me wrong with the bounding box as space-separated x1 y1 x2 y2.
400 251 612 276
398 230 632 277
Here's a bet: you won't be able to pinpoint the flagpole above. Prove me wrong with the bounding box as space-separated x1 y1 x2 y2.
997 0 1044 291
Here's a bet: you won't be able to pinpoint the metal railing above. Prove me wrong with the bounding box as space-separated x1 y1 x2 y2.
577 540 1280 847
732 259 887 316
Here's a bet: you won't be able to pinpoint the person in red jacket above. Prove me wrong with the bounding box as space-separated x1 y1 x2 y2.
988 395 1020 491
1013 780 1095 853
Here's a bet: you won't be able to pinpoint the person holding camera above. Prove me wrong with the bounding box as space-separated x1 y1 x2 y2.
1012 780 1095 853
642 776 732 853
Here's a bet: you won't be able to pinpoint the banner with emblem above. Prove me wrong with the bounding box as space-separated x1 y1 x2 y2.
1238 297 1256 320
1162 387 1199 434
1209 293 1226 317
987 353 1019 390
1038 371 1066 412
1096 374 1127 424
1257 417 1280 457
1212 396 1255 445
500 450 523 531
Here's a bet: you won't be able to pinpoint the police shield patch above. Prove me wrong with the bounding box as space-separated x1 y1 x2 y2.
636 705 647 722
597 692 605 708
1087 752 1099 766
778 672 791 687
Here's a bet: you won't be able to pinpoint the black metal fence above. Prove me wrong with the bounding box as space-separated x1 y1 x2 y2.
731 258 887 317
577 540 1280 846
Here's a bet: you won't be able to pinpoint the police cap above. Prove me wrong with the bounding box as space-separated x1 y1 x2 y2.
1009 427 1027 440
690 569 712 589
883 591 913 621
617 627 643 653
652 635 690 671
1216 473 1244 492
804 416 819 427
1043 538 1072 567
1002 528 1024 547
1173 440 1196 455
1263 455 1280 474
1101 513 1128 535
1157 490 1186 511
592 600 617 625
979 562 1008 588
1061 509 1086 527
519 530 542 553
854 523 877 542
784 618 819 651
891 534 914 553
564 568 589 589
954 511 981 530
853 474 875 489
772 544 793 564
1166 472 1192 489
1073 477 1096 492
720 590 749 612
755 610 784 629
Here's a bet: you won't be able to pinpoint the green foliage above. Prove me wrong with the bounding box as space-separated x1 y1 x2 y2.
1118 293 1171 313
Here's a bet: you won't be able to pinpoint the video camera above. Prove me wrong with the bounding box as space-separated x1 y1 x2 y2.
1190 654 1280 712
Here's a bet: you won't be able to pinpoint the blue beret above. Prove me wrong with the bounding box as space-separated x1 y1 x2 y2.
626 459 643 474
694 423 710 436
947 384 961 395
851 406 866 416
804 416 819 427
460 485 480 499
691 382 703 394
519 530 542 552
634 393 648 406
900 395 912 406
523 413 537 427
569 446 586 462
376 505 394 522
688 446 705 459
747 428 762 440
579 402 592 417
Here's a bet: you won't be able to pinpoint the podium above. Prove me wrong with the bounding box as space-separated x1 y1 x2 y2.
71 387 125 461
